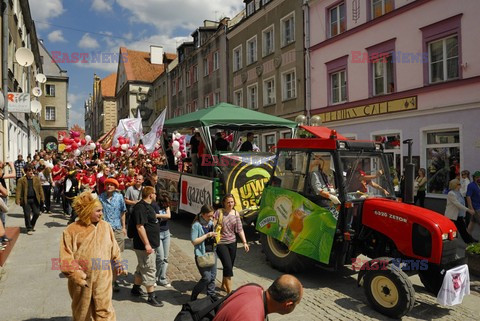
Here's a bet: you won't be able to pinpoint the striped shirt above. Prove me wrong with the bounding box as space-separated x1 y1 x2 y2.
214 209 243 244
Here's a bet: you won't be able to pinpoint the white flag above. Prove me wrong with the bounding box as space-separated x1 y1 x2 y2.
143 108 167 153
113 118 144 146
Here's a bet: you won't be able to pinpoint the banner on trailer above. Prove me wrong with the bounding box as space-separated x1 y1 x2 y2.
179 174 213 214
157 170 181 213
219 153 276 213
256 186 338 264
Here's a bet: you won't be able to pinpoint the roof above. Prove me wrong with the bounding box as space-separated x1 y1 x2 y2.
121 48 176 83
101 73 117 97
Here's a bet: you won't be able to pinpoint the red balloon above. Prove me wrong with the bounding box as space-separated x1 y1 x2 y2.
181 152 187 158
71 143 78 149
179 145 185 151
74 137 80 143
81 139 86 146
118 138 124 145
110 146 116 152
125 138 130 144
65 146 72 152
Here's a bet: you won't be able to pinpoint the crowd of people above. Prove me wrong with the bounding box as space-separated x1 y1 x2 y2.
0 146 303 320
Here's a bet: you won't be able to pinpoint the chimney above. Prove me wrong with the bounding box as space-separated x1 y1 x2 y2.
150 45 164 65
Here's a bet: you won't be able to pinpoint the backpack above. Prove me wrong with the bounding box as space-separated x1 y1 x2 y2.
174 284 262 321
127 202 142 239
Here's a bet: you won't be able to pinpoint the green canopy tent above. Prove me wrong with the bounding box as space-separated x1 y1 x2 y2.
163 102 297 155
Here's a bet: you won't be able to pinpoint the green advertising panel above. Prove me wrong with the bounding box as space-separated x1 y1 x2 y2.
256 186 338 264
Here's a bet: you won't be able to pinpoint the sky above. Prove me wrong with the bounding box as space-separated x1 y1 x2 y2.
29 0 245 128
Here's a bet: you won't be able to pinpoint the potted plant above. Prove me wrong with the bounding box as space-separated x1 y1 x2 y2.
466 242 480 277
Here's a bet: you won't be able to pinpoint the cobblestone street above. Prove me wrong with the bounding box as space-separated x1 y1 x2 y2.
0 202 479 320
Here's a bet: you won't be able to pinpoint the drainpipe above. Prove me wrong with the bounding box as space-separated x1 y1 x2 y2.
303 0 311 119
2 0 9 162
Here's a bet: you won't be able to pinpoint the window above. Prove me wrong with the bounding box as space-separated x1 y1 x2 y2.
45 84 55 97
281 12 295 47
234 89 243 106
371 0 394 19
247 1 255 16
233 45 242 72
262 25 274 56
204 58 209 76
45 106 55 120
204 95 210 107
193 100 198 111
275 151 308 193
331 70 347 104
178 75 183 91
172 79 176 96
247 36 257 65
263 77 276 105
214 92 220 105
247 84 258 109
193 65 198 82
262 0 271 5
213 51 219 71
421 15 461 86
424 129 460 195
282 70 296 100
429 35 458 84
263 133 276 153
373 55 394 95
186 70 191 87
329 2 346 37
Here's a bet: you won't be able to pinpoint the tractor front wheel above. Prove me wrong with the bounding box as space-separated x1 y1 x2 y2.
260 233 306 273
364 263 415 318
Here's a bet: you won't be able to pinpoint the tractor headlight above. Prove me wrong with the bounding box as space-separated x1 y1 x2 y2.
441 233 448 240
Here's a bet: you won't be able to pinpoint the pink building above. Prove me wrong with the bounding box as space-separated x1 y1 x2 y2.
307 0 480 209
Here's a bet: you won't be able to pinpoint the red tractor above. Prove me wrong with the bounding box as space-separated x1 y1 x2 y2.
256 126 466 318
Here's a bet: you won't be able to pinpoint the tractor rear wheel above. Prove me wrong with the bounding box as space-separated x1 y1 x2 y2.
364 263 415 318
260 233 306 273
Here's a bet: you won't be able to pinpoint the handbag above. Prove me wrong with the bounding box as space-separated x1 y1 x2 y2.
196 252 215 268
215 210 223 244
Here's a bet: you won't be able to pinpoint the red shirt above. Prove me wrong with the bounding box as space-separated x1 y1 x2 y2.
213 285 265 321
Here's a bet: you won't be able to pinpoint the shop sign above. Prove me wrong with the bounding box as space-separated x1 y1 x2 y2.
319 96 417 123
179 175 213 214
8 92 30 113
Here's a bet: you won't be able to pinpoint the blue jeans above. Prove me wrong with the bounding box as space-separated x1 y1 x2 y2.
155 230 171 284
192 253 217 299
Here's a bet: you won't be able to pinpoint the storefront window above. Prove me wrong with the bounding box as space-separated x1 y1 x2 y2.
425 130 460 195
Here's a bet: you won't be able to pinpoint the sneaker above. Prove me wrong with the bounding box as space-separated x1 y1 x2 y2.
113 281 120 292
27 231 33 235
131 286 146 297
147 295 164 307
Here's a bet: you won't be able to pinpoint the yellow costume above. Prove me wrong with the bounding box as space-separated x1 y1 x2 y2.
60 191 122 321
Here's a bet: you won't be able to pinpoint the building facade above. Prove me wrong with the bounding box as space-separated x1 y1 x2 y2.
91 73 117 140
0 0 42 162
169 18 233 118
38 40 68 151
115 46 175 132
228 0 305 151
308 0 480 209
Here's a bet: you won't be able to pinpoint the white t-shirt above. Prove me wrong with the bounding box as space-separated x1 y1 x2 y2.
437 264 470 306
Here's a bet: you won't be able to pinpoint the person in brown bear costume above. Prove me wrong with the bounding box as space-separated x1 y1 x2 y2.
60 190 126 321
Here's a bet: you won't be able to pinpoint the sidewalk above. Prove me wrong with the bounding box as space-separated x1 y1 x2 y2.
0 200 209 321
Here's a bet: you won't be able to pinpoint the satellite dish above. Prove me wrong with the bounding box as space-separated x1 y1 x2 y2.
15 47 34 67
31 100 42 114
36 73 47 84
32 87 43 97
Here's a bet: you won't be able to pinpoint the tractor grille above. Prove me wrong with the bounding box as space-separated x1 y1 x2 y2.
412 223 432 258
441 238 466 265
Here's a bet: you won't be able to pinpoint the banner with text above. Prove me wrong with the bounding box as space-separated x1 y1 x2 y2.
179 174 213 214
8 92 31 113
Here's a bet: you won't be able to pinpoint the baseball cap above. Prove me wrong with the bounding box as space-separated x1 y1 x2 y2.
473 171 480 177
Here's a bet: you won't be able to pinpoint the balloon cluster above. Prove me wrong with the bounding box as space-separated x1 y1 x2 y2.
61 131 95 156
172 132 187 164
